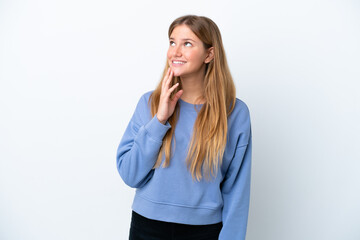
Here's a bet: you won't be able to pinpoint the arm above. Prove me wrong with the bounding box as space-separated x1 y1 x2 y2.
219 135 252 240
116 94 171 188
116 69 182 188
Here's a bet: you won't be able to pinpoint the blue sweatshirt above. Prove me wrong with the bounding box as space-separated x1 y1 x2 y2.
116 91 252 240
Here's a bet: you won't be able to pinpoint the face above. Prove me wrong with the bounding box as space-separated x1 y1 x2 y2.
167 24 212 78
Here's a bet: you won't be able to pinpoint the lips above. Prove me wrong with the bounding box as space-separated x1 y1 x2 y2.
172 60 186 65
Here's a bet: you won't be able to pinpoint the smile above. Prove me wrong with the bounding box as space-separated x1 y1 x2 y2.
172 60 186 65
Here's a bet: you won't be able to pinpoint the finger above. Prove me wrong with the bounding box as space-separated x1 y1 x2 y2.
173 89 183 101
167 82 179 95
162 68 171 90
165 69 173 89
171 89 183 105
162 68 171 89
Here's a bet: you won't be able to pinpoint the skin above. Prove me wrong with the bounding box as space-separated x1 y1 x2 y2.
156 24 214 124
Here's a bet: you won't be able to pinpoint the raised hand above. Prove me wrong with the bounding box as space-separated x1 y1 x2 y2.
156 68 183 124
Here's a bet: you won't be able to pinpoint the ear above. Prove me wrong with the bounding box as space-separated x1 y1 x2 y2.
204 47 214 63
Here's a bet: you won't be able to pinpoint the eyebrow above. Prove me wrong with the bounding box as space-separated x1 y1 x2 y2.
169 37 195 42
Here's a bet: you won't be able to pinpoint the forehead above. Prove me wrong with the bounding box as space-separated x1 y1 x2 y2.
169 24 200 41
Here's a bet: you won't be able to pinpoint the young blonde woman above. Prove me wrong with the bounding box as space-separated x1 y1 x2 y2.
116 15 252 240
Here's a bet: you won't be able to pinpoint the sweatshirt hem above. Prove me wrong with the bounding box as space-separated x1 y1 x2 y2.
132 193 222 225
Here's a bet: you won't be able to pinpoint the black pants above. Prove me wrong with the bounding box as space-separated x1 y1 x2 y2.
129 211 222 240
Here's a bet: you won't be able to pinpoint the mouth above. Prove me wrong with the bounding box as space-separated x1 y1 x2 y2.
172 60 186 65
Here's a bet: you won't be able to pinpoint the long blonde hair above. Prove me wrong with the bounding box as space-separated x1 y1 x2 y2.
150 15 236 181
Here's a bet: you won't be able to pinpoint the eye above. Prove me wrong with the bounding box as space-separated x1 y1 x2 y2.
169 41 175 46
184 42 192 47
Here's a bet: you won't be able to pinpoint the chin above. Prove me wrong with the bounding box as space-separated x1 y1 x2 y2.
171 68 182 77
173 72 182 77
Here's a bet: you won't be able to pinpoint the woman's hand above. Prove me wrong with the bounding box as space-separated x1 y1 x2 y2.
156 68 183 124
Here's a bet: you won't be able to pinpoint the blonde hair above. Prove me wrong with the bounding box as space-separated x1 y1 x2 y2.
150 15 236 181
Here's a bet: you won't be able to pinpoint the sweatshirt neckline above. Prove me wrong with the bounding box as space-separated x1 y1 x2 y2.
178 98 203 110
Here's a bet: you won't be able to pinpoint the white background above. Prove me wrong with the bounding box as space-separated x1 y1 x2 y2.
1 0 359 239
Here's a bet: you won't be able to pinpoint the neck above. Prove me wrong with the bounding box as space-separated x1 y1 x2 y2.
179 66 206 104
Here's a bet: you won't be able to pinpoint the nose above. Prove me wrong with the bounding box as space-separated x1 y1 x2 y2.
174 45 182 57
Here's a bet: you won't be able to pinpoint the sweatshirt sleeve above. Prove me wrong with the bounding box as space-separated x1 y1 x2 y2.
219 132 252 240
116 94 171 188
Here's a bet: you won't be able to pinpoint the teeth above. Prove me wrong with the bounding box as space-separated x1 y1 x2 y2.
173 61 185 64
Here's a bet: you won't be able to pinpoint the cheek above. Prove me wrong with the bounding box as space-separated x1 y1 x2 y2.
187 51 205 65
167 48 173 60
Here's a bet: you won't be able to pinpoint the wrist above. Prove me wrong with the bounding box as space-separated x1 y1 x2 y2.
156 115 167 125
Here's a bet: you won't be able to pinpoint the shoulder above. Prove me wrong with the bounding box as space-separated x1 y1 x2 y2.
139 90 154 103
230 98 251 123
227 98 251 147
131 90 154 124
235 98 250 113
134 90 154 109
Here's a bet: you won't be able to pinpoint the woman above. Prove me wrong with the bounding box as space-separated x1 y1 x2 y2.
116 15 252 240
